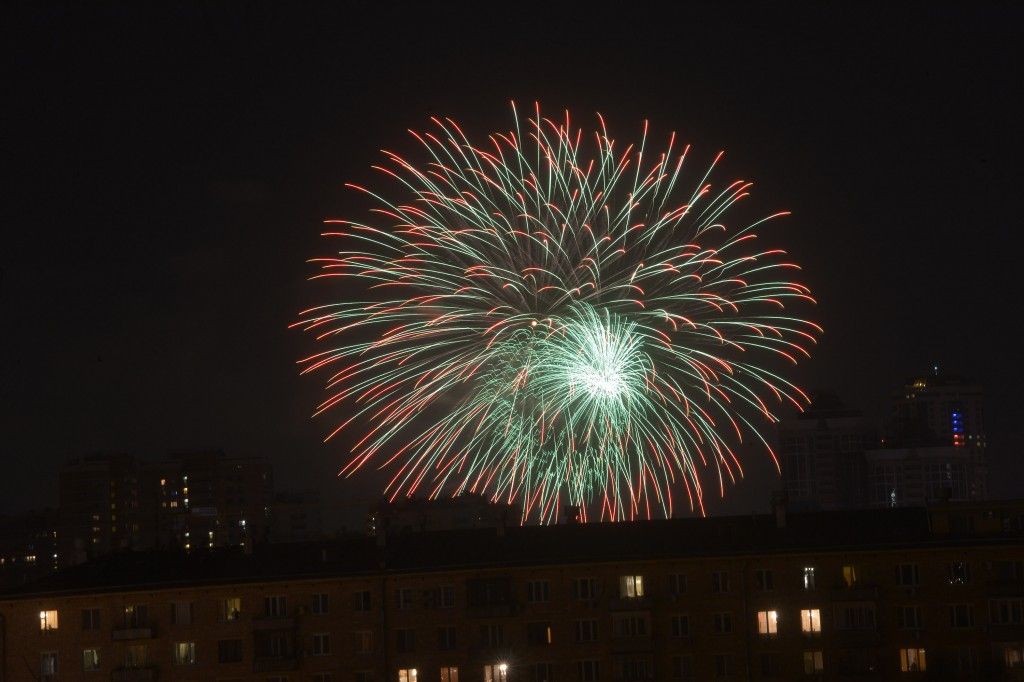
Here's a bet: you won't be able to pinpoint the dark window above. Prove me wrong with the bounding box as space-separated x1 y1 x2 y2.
312 593 329 614
711 571 729 593
671 614 690 637
217 639 243 663
755 569 774 591
467 577 512 608
353 590 372 611
527 621 553 645
438 626 457 650
396 629 415 653
81 609 100 630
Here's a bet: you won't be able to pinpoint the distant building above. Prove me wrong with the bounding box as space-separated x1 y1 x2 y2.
368 493 520 536
871 370 988 507
2 500 1023 680
56 451 273 566
0 509 58 589
56 454 145 566
270 490 324 543
777 392 876 511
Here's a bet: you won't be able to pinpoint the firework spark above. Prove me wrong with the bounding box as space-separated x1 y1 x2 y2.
294 103 820 523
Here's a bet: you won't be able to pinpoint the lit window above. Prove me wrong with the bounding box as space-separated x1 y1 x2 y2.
398 669 418 682
172 641 196 665
82 648 100 671
801 608 821 634
803 650 823 674
222 597 241 621
440 667 459 682
842 565 857 587
803 566 816 590
484 663 508 682
899 648 927 672
39 609 59 631
620 575 644 598
757 610 779 635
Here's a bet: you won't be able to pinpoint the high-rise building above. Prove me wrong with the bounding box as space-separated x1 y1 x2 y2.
270 490 324 543
56 454 146 566
56 452 273 566
870 369 988 506
776 392 876 511
890 368 985 449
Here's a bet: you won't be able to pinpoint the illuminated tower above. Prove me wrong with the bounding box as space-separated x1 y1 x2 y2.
891 367 985 450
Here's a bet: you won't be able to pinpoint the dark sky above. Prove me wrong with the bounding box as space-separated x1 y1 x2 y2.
4 4 1022 522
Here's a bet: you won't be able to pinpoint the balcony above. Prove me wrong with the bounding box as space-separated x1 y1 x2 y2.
112 667 157 682
609 596 652 611
112 627 155 641
988 579 1024 597
466 603 519 618
252 616 296 630
253 657 300 672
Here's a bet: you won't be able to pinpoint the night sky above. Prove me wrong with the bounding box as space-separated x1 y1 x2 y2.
4 4 1023 523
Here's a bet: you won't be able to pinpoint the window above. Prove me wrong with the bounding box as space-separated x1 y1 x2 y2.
836 604 876 630
950 603 973 628
397 588 414 610
712 612 732 634
621 658 652 681
949 561 970 585
355 672 375 682
397 670 418 682
760 652 780 677
896 605 921 629
125 645 147 668
438 585 456 608
897 564 919 587
312 632 330 655
954 646 977 673
264 595 287 617
711 571 729 593
218 639 243 663
577 660 599 682
803 650 823 674
756 569 774 591
1003 643 1024 669
803 566 816 590
576 619 597 642
714 654 729 678
527 580 550 603
899 648 927 672
671 655 693 679
990 598 1024 625
530 663 554 682
485 663 509 682
438 625 457 650
39 609 59 631
757 610 779 635
397 628 416 653
670 614 690 637
801 608 821 634
82 608 100 630
219 597 240 621
527 621 553 645
123 604 148 628
354 630 373 653
842 565 857 587
171 601 193 625
40 652 57 678
173 641 196 665
574 577 598 600
82 648 100 672
669 573 687 595
620 575 644 598
354 590 372 611
440 667 459 682
312 593 329 614
313 675 334 682
480 623 504 647
614 614 648 637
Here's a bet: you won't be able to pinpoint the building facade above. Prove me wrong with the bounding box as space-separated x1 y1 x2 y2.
2 502 1023 682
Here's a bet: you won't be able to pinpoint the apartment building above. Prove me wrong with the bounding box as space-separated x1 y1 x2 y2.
1 501 1022 682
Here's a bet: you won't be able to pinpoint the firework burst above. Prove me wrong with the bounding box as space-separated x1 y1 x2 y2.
294 103 820 523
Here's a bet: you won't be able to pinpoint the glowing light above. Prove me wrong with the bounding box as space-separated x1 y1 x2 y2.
295 104 820 523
